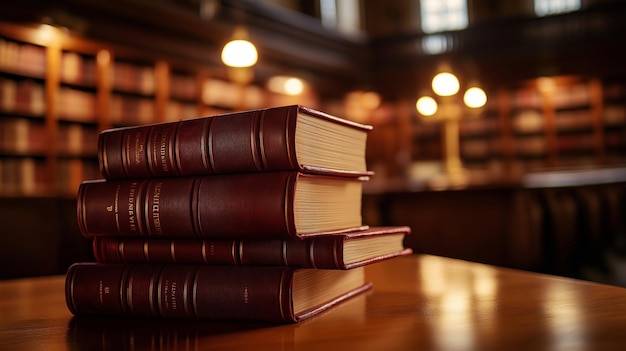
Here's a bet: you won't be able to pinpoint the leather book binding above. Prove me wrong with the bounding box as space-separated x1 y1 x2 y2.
65 263 372 323
98 105 373 179
93 226 413 269
77 171 366 239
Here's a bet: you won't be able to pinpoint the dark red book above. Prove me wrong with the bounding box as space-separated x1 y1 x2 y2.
77 171 367 239
65 263 371 323
98 105 373 180
93 226 413 269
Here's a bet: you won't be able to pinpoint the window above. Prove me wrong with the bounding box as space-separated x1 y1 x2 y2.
535 0 581 16
420 0 468 34
320 0 361 36
320 0 338 28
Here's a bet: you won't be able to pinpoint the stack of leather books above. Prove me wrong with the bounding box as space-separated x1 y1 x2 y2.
65 105 412 323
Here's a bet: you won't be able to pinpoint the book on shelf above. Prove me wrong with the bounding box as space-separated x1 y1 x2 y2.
92 226 413 270
77 171 367 240
97 104 373 180
65 262 371 323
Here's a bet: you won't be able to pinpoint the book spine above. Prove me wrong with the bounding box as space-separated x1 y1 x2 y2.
93 236 346 268
98 106 299 179
65 263 295 322
77 172 297 239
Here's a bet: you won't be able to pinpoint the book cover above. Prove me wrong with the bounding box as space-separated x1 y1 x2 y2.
93 226 413 269
98 105 373 180
65 263 372 323
77 171 367 239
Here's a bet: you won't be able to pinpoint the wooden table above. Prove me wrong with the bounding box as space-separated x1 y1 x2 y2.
1 254 626 350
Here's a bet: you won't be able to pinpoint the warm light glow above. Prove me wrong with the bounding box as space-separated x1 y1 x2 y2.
432 72 460 96
284 78 304 95
268 76 305 95
537 77 556 93
36 24 59 44
361 91 381 110
463 87 487 108
221 39 258 67
416 96 438 116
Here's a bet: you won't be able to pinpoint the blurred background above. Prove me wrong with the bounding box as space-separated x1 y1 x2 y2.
1 0 625 285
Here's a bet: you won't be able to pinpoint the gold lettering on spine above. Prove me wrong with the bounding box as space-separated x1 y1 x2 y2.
152 182 163 234
98 280 110 305
124 134 131 170
171 281 177 310
127 182 137 232
163 279 178 311
114 184 120 232
151 128 170 174
134 133 143 166
160 130 169 172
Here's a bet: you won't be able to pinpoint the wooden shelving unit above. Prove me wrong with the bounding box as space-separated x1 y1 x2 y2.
0 22 321 196
403 75 626 180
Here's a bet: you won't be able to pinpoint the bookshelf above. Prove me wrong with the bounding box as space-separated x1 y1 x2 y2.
412 120 442 162
0 22 322 196
0 33 50 195
394 74 626 183
602 76 626 164
458 97 499 170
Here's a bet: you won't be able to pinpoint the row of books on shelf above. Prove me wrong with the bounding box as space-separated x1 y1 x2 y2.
414 109 625 145
0 74 315 125
551 82 591 109
514 108 626 133
0 38 45 78
0 157 100 195
511 81 591 109
170 73 198 101
66 104 413 323
0 37 154 93
61 52 97 86
0 77 45 115
112 61 155 95
0 77 99 121
415 132 624 161
0 157 46 194
0 118 98 156
415 108 625 142
0 38 272 109
58 87 96 122
109 95 154 125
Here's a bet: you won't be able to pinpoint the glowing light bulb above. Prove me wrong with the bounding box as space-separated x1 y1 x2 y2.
221 39 258 68
432 72 460 97
463 87 487 108
416 96 438 116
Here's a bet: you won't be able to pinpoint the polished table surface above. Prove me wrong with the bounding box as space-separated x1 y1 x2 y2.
1 254 626 351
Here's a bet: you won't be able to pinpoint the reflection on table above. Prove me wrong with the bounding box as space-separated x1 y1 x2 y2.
1 254 626 350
